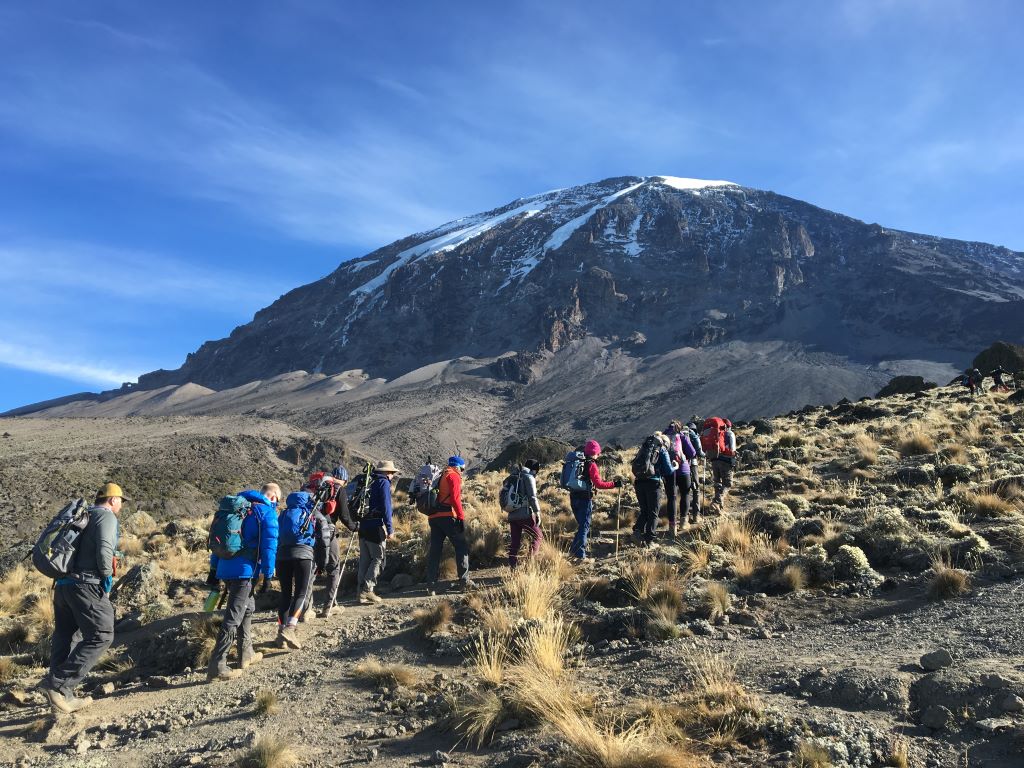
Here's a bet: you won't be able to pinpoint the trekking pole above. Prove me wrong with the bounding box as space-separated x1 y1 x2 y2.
614 485 623 561
335 530 359 597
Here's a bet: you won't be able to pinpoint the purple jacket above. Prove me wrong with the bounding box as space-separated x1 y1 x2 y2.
668 430 698 475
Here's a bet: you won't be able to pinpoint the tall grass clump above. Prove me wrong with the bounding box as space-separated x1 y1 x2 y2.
237 733 300 768
352 656 419 688
506 562 562 620
928 556 971 600
898 426 935 457
412 600 454 637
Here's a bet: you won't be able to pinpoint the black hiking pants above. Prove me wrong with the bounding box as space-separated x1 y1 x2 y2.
277 557 315 624
50 582 114 698
426 517 470 583
633 478 661 542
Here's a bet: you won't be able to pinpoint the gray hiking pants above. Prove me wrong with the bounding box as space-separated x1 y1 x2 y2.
358 535 386 594
208 578 255 674
50 582 114 697
313 532 343 610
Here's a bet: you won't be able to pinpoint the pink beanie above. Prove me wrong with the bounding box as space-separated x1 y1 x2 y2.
583 440 601 457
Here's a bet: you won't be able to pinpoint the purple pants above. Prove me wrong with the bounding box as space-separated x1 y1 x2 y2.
509 519 543 569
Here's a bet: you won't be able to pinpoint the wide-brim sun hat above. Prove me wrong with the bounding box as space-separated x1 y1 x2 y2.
376 460 399 474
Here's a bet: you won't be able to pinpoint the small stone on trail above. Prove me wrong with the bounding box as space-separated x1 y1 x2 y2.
920 649 953 671
921 704 954 730
98 682 115 696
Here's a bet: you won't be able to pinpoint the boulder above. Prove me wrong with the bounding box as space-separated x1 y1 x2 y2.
123 510 158 534
972 341 1024 376
110 562 168 614
484 436 574 473
895 465 935 486
799 667 910 712
877 376 937 398
920 704 954 730
921 649 954 671
938 464 978 485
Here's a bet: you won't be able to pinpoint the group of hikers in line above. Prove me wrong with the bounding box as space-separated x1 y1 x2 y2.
962 365 1017 395
32 416 738 713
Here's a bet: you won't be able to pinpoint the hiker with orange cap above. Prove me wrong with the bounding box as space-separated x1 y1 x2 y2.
41 482 127 714
569 440 620 560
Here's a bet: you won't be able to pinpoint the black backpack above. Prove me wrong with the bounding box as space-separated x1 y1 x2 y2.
631 436 660 479
346 463 374 526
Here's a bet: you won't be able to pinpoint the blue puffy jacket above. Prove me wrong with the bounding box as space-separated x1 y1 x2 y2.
210 489 279 580
278 492 318 549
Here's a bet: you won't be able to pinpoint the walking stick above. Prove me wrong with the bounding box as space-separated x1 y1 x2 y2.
614 485 623 561
335 530 359 595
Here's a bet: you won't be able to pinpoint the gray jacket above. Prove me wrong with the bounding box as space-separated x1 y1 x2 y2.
520 468 541 519
71 506 119 581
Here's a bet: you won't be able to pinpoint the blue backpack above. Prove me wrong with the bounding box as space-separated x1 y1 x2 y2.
559 451 591 493
279 492 315 547
207 495 254 559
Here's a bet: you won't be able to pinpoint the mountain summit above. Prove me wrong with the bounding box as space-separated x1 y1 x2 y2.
14 176 1023 467
136 175 1023 392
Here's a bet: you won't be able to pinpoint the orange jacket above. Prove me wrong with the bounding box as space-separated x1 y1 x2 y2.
430 467 464 521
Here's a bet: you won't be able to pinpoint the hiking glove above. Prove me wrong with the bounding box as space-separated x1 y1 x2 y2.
206 567 219 587
101 575 113 594
613 478 623 488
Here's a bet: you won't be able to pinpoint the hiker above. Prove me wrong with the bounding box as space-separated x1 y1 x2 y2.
357 460 398 604
206 484 280 682
275 489 327 649
991 366 1011 392
701 417 737 511
331 462 350 483
967 367 983 396
425 456 474 591
303 473 349 618
507 459 544 569
41 483 126 713
570 440 621 560
685 421 706 521
664 421 698 535
410 457 440 506
632 434 675 547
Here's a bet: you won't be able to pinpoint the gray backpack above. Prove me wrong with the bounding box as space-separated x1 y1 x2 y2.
32 499 91 579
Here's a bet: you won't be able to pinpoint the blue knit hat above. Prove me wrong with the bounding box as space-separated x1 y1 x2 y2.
448 456 466 468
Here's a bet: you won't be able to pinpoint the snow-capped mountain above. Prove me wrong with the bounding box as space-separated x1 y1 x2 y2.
135 175 1023 391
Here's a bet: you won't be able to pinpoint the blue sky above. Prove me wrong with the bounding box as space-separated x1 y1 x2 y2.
1 0 1021 411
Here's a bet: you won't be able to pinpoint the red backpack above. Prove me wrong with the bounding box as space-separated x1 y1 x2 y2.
700 417 734 460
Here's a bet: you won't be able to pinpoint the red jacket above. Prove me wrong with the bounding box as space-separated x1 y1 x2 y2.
587 460 615 491
431 467 465 521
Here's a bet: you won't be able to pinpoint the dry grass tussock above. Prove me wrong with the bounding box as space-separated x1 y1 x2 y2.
0 656 23 683
707 517 754 554
679 652 763 746
158 544 206 580
550 710 698 768
237 733 300 768
519 615 578 678
533 539 575 581
0 565 32 615
962 492 1018 518
186 614 223 666
886 740 910 768
702 581 731 620
254 689 279 717
850 430 879 466
928 557 971 600
732 534 785 582
505 562 562 620
95 648 134 675
352 656 419 688
471 631 508 686
623 558 681 605
773 563 807 593
412 600 454 637
448 686 509 747
795 742 833 768
776 431 806 448
897 425 935 457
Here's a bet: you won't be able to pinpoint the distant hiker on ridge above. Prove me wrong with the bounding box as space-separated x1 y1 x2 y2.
664 421 698 536
700 417 737 511
630 433 675 547
503 458 544 569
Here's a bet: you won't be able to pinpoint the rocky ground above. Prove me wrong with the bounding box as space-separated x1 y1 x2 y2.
1 384 1023 767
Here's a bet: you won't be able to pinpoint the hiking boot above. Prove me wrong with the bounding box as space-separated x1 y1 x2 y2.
630 531 644 547
459 579 478 592
42 684 93 714
274 629 286 649
320 605 343 618
299 611 315 624
358 591 372 605
363 590 383 604
207 667 242 682
280 625 302 650
239 651 263 670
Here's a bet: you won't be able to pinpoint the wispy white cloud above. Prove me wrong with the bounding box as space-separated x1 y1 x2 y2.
0 239 279 309
0 340 138 387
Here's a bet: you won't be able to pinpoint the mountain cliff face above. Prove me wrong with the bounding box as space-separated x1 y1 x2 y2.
135 176 1024 392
